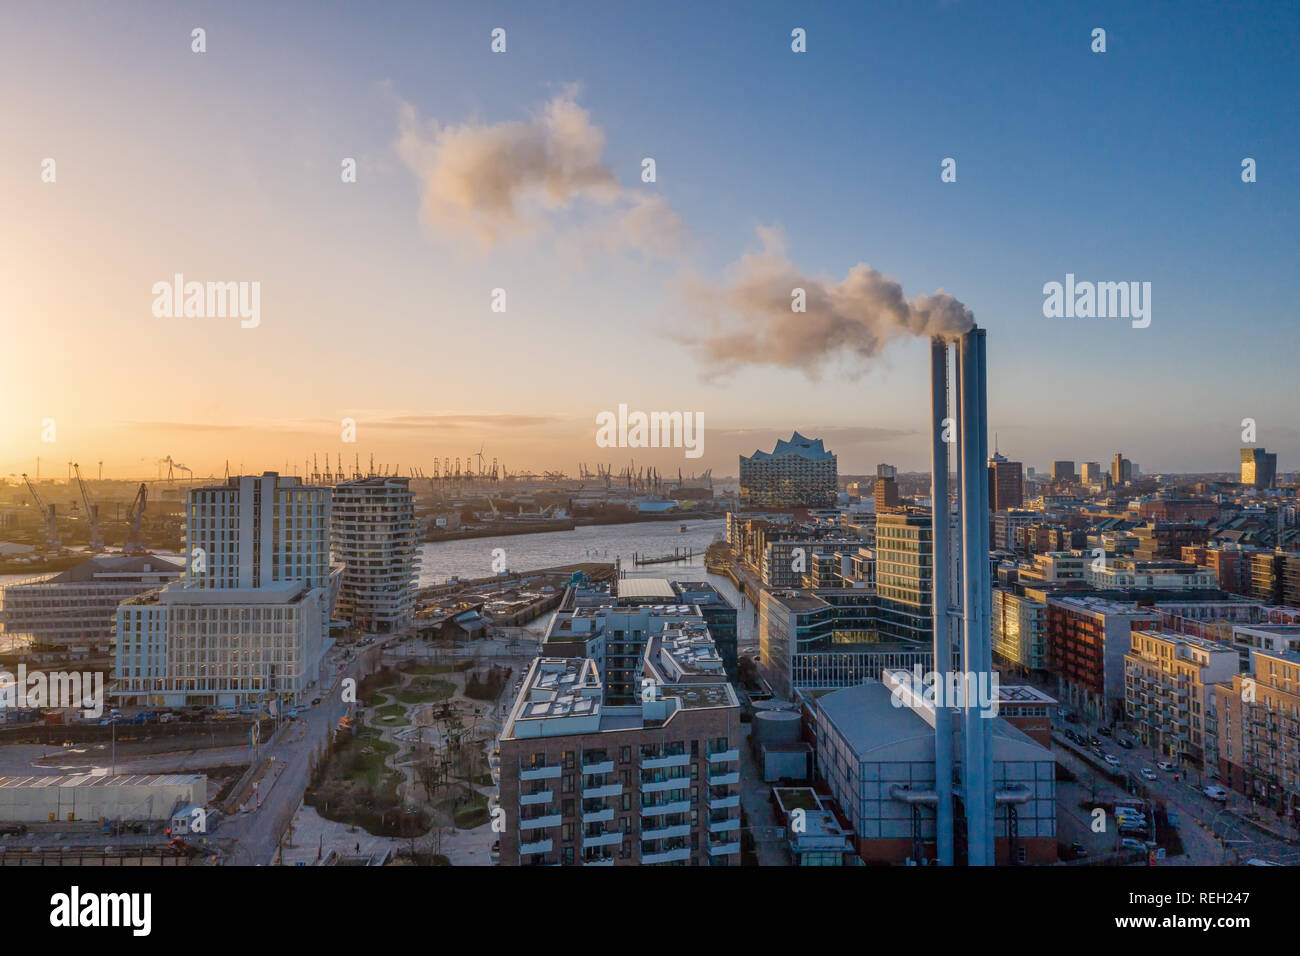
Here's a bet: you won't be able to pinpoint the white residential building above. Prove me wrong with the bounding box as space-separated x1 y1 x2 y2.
114 474 337 708
330 476 420 633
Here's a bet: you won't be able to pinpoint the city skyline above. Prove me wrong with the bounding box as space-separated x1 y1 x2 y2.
2 0 1297 479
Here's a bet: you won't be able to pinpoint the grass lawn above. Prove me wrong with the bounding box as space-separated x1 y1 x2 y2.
375 703 411 727
397 679 456 704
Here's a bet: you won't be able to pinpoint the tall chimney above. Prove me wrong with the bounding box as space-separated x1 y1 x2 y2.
957 327 994 865
929 337 955 866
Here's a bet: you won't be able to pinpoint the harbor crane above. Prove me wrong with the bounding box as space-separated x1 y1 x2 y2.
21 473 60 551
124 483 149 553
73 463 104 551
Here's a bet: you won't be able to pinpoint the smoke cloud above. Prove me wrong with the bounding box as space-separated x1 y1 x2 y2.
396 89 680 256
683 227 975 376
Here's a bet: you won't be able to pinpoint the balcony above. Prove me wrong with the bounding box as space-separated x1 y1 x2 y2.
582 759 615 775
581 781 623 799
642 823 690 841
642 846 692 864
582 807 615 825
641 800 692 817
641 776 690 794
519 790 553 806
519 764 562 782
582 831 622 849
640 752 692 770
709 793 740 811
519 813 562 831
708 771 740 787
519 837 553 854
708 817 741 833
582 856 616 866
708 840 741 857
708 748 740 764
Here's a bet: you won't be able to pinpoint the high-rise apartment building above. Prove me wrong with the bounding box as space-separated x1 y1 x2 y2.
987 453 1023 511
497 628 741 866
739 432 837 509
1079 462 1102 485
1051 461 1076 482
115 474 337 709
331 476 420 634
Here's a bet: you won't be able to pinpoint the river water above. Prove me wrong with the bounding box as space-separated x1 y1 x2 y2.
0 520 761 652
418 518 758 650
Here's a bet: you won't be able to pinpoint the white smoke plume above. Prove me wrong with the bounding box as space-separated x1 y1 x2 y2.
683 226 975 376
396 89 680 256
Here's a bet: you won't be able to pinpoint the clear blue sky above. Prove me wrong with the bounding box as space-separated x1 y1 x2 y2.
1 0 1295 477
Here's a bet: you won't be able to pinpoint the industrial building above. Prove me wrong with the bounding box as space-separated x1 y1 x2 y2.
0 773 205 824
809 677 1056 866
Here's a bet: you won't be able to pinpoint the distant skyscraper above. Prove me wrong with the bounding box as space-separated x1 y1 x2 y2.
1111 453 1133 486
739 432 837 509
874 473 900 511
1241 448 1278 489
1080 461 1102 485
987 452 1023 511
1051 460 1076 481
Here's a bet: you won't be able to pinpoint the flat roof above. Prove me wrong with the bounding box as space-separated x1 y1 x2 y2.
0 773 203 789
617 578 676 599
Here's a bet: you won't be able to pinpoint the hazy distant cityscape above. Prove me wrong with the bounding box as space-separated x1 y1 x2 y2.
1 5 1294 941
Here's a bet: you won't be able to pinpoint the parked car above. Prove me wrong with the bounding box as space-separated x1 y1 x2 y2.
1140 767 1157 780
1117 738 1135 750
1203 785 1228 802
1089 737 1103 748
1104 754 1121 766
1157 760 1176 772
1098 726 1112 737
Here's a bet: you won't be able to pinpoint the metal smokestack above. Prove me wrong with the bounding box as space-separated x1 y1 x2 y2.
929 337 954 866
957 327 994 866
932 327 994 866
